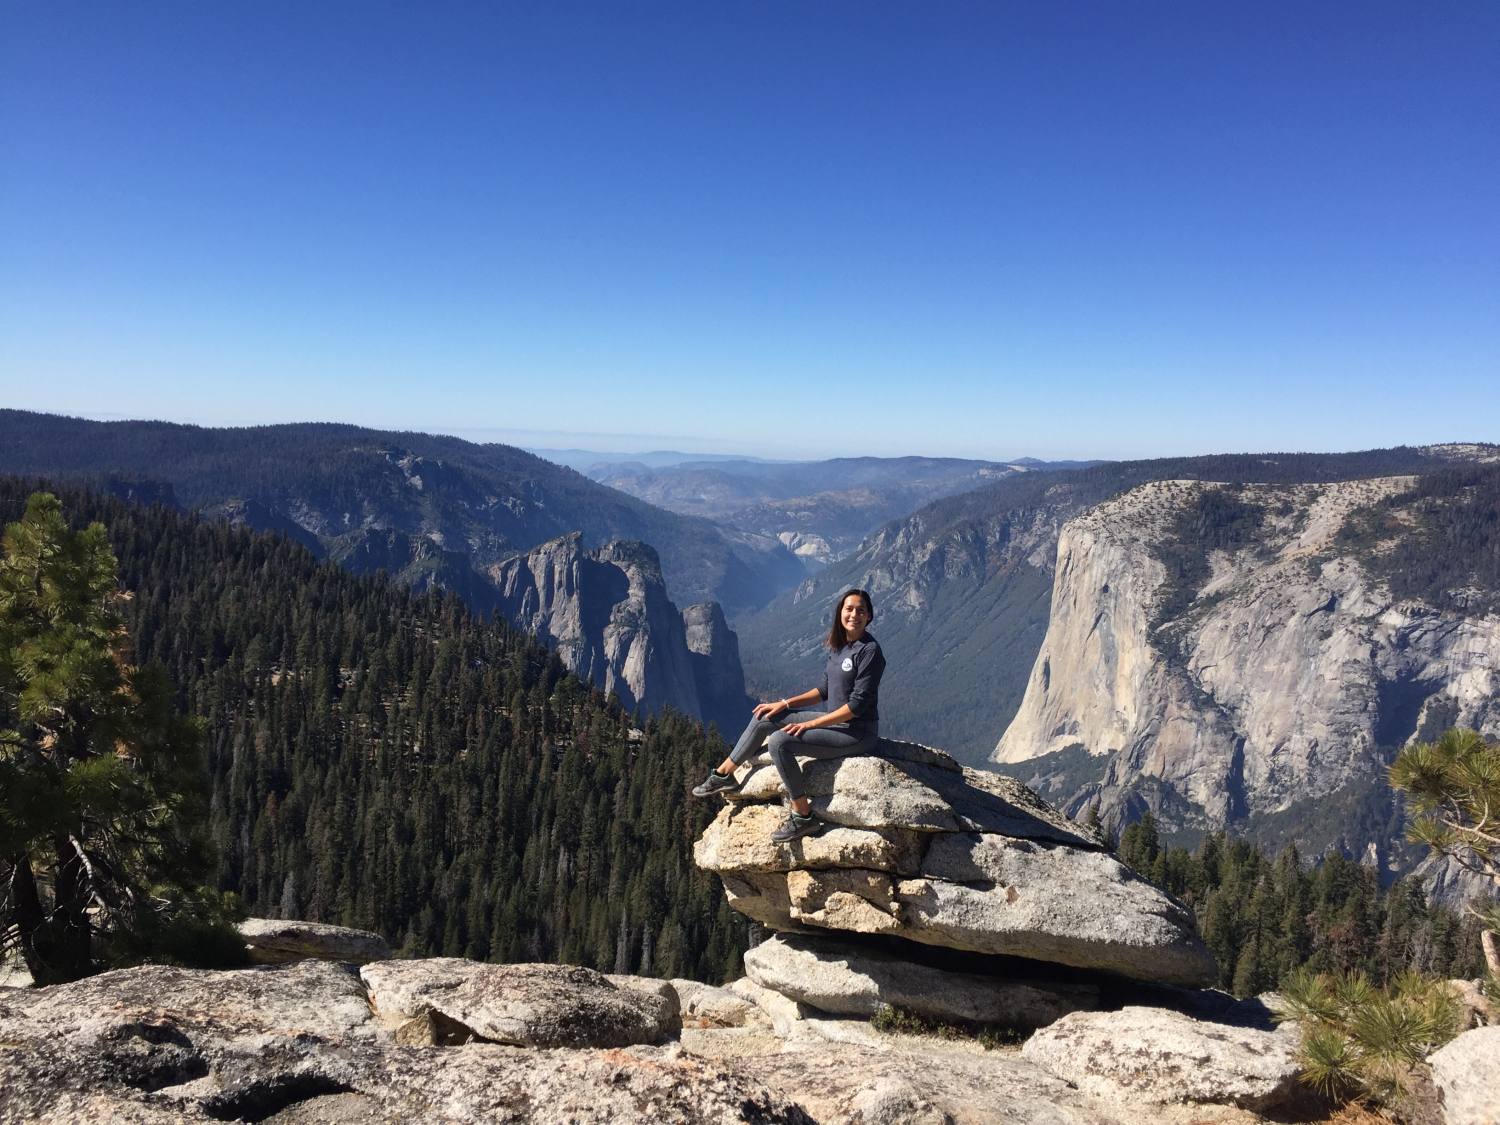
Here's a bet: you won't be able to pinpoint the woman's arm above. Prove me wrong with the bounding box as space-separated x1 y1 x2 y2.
751 687 824 721
783 704 855 736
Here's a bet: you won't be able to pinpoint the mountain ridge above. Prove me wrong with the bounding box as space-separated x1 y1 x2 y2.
0 410 803 614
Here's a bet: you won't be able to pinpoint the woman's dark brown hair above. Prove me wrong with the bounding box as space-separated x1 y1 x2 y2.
826 588 875 650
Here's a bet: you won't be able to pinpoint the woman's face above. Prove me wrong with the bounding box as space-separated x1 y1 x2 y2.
839 594 871 641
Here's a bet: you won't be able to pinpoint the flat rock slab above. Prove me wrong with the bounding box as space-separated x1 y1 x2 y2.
360 959 679 1048
728 756 1100 847
729 1040 1128 1125
1427 1025 1500 1125
238 917 394 965
718 861 1217 988
0 1035 814 1125
0 960 376 1047
744 932 1099 1029
896 843 1217 987
0 960 808 1124
1022 1005 1306 1114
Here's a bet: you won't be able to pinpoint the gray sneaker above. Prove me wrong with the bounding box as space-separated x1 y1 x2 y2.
692 770 740 798
770 811 823 843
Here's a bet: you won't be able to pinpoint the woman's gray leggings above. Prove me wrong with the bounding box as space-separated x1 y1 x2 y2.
727 710 879 801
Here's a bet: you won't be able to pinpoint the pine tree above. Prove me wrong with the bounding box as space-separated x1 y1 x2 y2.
0 493 233 983
1390 728 1500 977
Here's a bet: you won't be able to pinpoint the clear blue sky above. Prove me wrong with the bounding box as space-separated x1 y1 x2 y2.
2 2 1496 461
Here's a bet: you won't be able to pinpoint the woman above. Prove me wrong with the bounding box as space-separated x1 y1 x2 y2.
693 588 886 842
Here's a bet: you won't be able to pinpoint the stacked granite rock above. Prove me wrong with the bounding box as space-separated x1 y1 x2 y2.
694 738 1218 1029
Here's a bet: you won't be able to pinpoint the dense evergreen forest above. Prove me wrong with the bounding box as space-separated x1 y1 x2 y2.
0 478 749 983
1338 461 1500 615
1116 813 1490 995
1 477 1489 994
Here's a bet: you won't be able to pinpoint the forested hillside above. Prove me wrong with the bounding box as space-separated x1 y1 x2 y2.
0 479 749 983
1111 816 1489 995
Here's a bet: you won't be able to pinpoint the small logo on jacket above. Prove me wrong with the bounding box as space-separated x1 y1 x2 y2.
841 657 854 672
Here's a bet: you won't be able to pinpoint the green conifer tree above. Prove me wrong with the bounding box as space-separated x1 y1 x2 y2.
1390 728 1500 978
0 493 234 983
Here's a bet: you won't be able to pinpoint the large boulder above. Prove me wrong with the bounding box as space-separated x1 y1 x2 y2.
1428 1024 1500 1125
743 932 1098 1028
1021 1005 1306 1114
727 745 1101 847
238 917 394 965
359 959 680 1047
697 746 1216 987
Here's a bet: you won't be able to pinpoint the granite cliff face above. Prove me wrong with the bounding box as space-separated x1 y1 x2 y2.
992 477 1500 870
491 533 752 731
681 601 753 734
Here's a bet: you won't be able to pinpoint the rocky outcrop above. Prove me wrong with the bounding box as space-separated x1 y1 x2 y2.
238 917 393 965
1427 1025 1500 1125
0 959 807 1124
2 946 1373 1124
744 932 1098 1028
358 959 679 1047
490 533 750 730
1022 1005 1307 1114
697 739 1215 989
993 478 1500 873
0 953 1147 1125
670 978 767 1029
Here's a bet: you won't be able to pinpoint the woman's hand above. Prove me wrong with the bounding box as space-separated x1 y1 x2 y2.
783 719 819 736
752 698 789 720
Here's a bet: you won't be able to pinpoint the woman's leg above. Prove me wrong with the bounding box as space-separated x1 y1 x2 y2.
696 711 825 795
766 725 880 803
721 710 822 769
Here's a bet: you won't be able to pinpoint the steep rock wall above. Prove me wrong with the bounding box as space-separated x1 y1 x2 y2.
993 478 1500 865
492 533 749 731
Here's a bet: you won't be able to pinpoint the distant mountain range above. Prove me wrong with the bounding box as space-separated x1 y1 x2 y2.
525 448 784 473
0 411 801 613
585 455 1089 565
